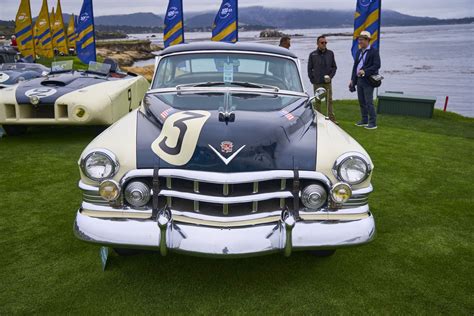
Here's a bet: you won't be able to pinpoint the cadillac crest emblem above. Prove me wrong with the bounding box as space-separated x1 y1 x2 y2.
220 141 234 154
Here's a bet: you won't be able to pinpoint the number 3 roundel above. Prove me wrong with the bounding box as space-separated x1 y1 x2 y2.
151 111 211 166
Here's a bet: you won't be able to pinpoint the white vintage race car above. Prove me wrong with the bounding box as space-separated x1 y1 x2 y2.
0 59 149 135
74 42 375 259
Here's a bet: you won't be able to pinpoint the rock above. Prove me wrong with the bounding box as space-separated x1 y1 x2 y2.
123 65 155 81
259 29 287 38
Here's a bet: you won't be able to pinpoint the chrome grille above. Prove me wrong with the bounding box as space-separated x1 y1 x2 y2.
128 176 295 216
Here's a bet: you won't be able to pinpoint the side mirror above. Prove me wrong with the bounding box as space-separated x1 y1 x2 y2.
308 87 327 105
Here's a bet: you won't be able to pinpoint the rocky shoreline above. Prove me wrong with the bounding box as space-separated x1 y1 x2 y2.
96 40 162 67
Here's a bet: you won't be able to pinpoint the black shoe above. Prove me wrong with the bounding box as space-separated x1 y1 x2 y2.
365 124 378 130
355 121 368 127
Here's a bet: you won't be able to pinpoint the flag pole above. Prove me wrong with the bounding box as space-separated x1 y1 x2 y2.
27 0 37 59
181 0 185 43
90 0 97 62
236 0 239 42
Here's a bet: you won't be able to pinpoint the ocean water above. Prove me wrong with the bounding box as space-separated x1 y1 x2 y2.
130 24 474 117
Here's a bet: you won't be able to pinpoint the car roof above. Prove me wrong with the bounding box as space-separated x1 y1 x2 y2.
158 41 298 58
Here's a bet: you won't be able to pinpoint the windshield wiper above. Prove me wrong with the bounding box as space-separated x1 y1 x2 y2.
177 81 280 91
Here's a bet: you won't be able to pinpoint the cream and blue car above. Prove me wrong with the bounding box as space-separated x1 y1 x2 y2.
0 59 149 135
74 42 375 258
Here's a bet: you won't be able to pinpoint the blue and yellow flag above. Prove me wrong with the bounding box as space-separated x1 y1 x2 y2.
212 0 238 42
34 0 54 58
76 0 96 64
15 0 35 58
67 14 77 51
352 0 381 58
53 0 68 55
164 0 185 48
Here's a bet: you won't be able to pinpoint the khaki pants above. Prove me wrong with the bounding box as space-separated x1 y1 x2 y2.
313 83 336 121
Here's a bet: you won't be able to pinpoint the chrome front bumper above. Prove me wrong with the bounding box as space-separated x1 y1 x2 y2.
74 208 376 258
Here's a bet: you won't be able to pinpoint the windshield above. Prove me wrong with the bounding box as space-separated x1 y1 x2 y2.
87 61 111 76
152 53 303 92
51 60 73 73
154 92 304 112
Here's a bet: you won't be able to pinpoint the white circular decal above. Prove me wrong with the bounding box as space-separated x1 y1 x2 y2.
0 72 10 83
25 88 57 98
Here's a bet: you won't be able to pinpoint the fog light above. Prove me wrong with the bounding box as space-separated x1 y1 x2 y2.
301 184 327 210
75 107 86 118
125 181 151 207
99 180 121 201
330 182 352 204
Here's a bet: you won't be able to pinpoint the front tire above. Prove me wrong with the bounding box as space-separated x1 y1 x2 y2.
113 248 142 256
309 249 336 257
2 125 28 136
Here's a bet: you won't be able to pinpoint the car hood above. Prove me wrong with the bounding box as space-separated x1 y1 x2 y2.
136 91 318 172
14 72 109 105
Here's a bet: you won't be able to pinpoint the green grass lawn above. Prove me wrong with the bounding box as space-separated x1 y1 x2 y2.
0 101 473 314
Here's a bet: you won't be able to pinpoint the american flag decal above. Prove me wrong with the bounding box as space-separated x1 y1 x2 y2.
280 110 295 121
160 108 173 119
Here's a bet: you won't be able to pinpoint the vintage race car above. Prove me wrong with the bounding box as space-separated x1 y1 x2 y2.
74 42 376 258
0 63 49 88
0 59 149 136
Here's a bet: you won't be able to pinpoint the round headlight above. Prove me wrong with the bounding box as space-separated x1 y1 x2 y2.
125 181 151 208
301 184 327 210
333 153 371 185
99 180 121 201
330 183 352 204
81 150 119 182
29 95 39 105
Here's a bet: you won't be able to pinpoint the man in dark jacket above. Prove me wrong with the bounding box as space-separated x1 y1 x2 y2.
349 31 381 130
308 35 338 123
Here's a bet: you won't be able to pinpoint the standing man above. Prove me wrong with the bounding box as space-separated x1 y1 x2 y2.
308 35 338 123
350 31 381 130
279 36 291 49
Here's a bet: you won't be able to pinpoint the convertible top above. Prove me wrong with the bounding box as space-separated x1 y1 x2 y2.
158 41 298 59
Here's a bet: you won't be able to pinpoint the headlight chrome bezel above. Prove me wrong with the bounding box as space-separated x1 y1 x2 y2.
80 149 120 182
332 152 372 185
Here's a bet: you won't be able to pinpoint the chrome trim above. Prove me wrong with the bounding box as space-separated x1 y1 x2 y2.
79 149 120 182
74 209 376 257
332 152 372 185
147 86 308 98
158 189 293 204
120 169 332 188
80 202 371 225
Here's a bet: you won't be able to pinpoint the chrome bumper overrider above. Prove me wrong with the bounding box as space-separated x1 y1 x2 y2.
74 208 376 257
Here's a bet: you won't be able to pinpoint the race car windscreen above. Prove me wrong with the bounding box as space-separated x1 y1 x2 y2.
152 53 304 92
87 61 111 76
51 60 74 74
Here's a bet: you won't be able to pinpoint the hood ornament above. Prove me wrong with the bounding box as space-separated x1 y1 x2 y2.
209 143 246 165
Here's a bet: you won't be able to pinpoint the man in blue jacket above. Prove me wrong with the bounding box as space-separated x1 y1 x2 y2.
349 31 381 130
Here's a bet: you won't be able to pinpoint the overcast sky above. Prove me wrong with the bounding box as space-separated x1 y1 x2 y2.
1 0 473 20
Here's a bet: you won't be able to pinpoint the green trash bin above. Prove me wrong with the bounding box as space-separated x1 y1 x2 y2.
377 93 437 118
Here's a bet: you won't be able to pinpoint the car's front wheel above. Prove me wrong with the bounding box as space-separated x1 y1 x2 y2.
309 250 336 257
2 125 28 136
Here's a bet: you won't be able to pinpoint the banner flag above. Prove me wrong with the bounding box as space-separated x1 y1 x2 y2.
15 0 35 58
164 0 185 48
76 0 97 64
352 0 381 58
212 0 238 43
